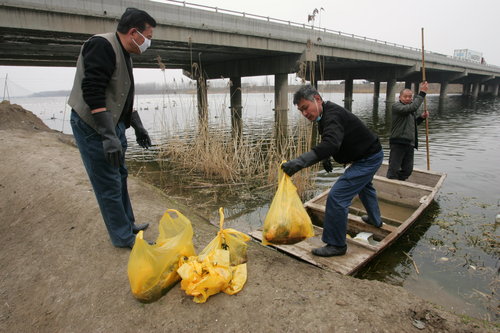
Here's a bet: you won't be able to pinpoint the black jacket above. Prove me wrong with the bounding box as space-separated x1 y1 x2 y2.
312 101 381 164
81 34 135 127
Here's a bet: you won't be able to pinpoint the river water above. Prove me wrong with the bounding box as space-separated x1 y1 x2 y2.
11 90 500 322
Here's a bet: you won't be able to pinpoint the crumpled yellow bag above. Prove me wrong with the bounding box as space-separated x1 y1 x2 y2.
262 164 315 245
127 209 196 302
177 207 250 303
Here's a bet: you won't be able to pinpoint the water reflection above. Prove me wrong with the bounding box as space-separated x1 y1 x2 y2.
355 201 440 282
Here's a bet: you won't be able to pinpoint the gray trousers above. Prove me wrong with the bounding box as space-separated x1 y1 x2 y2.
386 143 414 181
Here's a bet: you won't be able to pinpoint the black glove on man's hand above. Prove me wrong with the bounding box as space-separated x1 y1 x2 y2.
281 151 319 177
92 111 122 168
322 158 333 173
131 111 151 149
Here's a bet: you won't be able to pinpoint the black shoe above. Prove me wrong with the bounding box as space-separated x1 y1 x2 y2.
312 244 347 257
361 215 383 228
132 223 149 234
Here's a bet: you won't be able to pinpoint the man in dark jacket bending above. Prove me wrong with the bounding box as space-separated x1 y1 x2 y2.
387 81 429 180
282 85 383 257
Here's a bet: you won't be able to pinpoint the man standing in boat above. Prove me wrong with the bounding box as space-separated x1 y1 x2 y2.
386 82 429 180
282 85 383 257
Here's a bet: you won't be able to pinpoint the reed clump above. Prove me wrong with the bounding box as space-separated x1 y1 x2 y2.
150 62 320 199
157 118 319 200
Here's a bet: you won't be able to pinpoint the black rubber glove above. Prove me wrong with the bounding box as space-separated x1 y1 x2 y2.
92 111 122 168
281 151 319 177
322 158 333 173
131 111 151 149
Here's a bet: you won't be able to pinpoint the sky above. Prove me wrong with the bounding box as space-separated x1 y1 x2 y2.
1 0 498 95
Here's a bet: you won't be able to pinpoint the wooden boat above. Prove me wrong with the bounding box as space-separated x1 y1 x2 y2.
249 163 446 275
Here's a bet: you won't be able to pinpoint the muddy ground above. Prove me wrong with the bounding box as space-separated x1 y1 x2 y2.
0 101 494 332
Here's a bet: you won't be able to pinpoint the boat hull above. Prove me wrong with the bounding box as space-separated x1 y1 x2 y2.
249 163 446 275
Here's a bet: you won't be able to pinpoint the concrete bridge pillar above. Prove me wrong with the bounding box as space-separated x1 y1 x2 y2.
492 83 499 97
230 77 242 139
310 78 319 146
386 79 397 106
373 81 380 101
439 82 449 100
462 83 470 96
344 78 353 111
471 82 480 98
413 82 419 95
196 76 208 128
372 82 380 123
274 73 288 151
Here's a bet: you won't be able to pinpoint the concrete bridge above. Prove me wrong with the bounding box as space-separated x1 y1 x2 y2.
1 0 499 132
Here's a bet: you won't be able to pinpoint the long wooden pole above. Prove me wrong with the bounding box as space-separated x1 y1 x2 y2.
421 28 430 170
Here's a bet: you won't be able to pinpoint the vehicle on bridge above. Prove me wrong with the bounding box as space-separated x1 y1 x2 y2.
453 49 483 63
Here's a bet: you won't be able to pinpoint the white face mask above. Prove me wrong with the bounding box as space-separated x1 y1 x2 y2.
133 30 151 54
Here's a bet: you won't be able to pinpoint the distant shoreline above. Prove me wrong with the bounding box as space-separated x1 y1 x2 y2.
26 82 462 98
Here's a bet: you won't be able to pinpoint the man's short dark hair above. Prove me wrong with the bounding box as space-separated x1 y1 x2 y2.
293 85 322 105
117 7 156 33
399 88 413 96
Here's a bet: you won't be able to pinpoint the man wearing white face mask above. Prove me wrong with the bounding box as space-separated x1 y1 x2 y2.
68 8 156 249
132 30 152 54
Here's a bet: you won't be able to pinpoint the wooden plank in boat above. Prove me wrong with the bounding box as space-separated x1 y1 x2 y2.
305 204 394 240
249 226 377 275
377 163 444 188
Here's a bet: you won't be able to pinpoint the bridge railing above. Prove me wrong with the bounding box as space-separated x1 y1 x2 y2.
163 0 421 52
161 0 499 69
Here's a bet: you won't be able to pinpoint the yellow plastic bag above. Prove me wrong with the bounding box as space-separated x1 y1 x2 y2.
177 207 250 303
127 209 196 302
262 164 315 245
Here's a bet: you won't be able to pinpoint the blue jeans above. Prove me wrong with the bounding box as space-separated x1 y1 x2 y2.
70 111 136 247
322 150 383 247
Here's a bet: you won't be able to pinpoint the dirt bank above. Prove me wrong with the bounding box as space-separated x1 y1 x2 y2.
0 101 492 332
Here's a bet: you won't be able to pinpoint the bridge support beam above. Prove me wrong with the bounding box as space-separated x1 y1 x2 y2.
310 78 319 146
439 82 449 100
196 76 208 129
373 81 380 101
462 83 470 96
492 83 499 97
344 78 353 111
471 82 480 98
230 77 242 139
274 73 288 151
413 82 419 95
386 79 397 106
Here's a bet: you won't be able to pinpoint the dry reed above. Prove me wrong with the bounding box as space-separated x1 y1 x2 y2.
154 55 320 199
157 105 320 200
